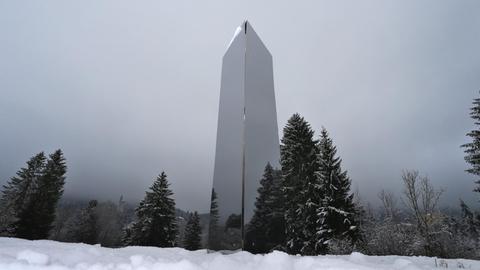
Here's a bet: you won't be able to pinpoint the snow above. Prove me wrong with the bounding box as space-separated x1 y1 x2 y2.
16 250 49 265
1 237 479 270
228 26 242 48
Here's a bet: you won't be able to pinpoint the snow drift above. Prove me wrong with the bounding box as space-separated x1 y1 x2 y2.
0 237 478 270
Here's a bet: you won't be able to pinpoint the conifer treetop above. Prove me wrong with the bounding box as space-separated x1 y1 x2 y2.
462 94 480 193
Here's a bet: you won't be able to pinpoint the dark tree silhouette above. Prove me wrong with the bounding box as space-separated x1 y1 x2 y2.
183 211 202 250
245 163 285 253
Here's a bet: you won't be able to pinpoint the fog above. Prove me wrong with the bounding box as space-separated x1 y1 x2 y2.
1 1 479 212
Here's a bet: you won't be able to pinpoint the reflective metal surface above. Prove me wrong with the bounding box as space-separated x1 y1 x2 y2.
208 21 280 252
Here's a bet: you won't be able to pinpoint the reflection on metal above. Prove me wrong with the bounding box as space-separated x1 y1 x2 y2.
208 21 280 252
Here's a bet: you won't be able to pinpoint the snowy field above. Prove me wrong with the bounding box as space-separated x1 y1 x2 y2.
0 238 478 270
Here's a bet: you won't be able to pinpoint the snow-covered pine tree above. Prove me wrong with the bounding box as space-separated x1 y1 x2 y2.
462 93 480 193
280 113 320 255
16 150 67 239
245 163 285 253
316 128 359 249
128 172 177 247
183 211 202 250
0 152 46 237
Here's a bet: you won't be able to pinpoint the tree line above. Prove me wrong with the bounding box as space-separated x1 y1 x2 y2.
1 93 480 259
0 151 202 250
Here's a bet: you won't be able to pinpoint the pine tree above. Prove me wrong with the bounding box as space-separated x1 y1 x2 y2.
39 150 67 236
183 211 202 250
316 128 359 250
207 188 221 250
16 150 67 239
0 152 46 236
269 168 286 250
245 163 285 253
122 223 134 246
460 200 480 239
67 200 98 244
280 113 320 255
462 93 480 193
128 172 177 247
0 179 20 236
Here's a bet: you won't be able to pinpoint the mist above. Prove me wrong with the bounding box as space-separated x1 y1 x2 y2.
1 0 480 212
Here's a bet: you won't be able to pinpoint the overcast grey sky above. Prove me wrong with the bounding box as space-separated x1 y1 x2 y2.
1 1 480 212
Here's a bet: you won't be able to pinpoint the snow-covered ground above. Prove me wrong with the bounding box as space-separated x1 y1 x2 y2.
0 237 478 270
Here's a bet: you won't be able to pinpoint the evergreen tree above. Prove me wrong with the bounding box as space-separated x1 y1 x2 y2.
458 200 480 257
462 93 480 193
16 150 67 239
207 189 221 250
316 128 359 248
122 223 134 246
0 180 20 236
67 200 98 244
0 152 46 236
183 211 202 250
127 172 177 247
245 163 285 253
280 113 320 255
460 200 480 239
